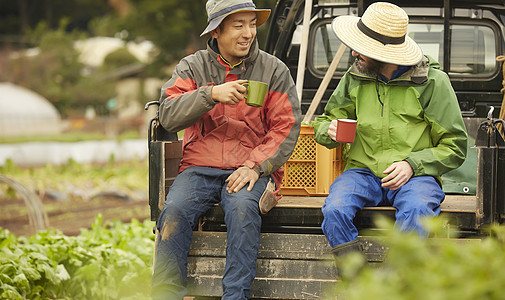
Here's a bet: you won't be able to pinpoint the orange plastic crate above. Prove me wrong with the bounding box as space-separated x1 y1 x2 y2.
281 125 345 196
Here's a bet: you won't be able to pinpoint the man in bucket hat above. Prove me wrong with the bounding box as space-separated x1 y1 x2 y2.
151 0 301 299
314 2 468 254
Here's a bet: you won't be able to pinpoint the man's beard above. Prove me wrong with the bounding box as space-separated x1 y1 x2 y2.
354 56 384 77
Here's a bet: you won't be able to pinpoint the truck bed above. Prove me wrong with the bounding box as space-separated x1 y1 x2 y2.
278 194 476 211
188 195 479 299
150 139 484 298
199 194 480 234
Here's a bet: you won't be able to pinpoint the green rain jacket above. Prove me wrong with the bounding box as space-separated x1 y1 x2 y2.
314 56 468 183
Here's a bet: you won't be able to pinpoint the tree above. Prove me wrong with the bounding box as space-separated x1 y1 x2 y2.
116 0 278 72
120 0 207 69
0 0 113 36
0 0 280 115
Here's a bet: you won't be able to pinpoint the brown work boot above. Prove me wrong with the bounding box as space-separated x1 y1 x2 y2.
331 239 367 280
331 239 364 257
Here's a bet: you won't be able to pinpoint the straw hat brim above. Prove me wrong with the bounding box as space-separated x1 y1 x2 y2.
200 9 271 37
332 15 423 66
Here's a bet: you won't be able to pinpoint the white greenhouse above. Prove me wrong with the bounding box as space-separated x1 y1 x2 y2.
0 83 61 136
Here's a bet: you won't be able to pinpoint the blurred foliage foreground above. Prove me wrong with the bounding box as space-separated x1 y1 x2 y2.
333 217 505 300
2 214 505 299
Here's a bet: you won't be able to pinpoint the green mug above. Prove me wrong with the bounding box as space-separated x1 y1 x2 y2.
243 80 268 107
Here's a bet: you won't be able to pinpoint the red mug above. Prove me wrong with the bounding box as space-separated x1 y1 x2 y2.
335 119 357 143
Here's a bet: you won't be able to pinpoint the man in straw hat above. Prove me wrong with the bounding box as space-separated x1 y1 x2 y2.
314 2 468 254
151 0 301 298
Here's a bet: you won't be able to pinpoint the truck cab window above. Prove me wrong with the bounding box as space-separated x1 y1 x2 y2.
450 25 496 75
304 21 497 78
407 23 496 76
312 23 353 73
287 23 353 76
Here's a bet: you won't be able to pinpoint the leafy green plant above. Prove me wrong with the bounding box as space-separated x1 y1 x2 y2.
333 216 505 300
0 215 155 299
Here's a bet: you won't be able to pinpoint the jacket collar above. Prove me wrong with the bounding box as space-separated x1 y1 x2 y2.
207 37 259 69
348 56 431 85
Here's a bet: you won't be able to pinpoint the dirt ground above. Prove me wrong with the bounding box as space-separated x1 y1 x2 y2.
0 193 152 237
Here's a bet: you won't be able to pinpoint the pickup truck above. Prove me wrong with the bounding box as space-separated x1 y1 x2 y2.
145 0 505 298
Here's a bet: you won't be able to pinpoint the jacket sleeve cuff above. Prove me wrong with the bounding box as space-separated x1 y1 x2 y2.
315 122 340 149
203 86 218 108
243 161 261 177
405 157 420 176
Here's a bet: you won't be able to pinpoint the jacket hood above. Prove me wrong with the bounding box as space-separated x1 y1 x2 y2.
426 55 441 69
349 55 433 85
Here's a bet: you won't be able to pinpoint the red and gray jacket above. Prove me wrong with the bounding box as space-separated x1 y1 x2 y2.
158 38 301 187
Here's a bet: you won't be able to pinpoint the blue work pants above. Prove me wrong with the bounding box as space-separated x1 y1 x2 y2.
322 168 444 247
151 166 268 300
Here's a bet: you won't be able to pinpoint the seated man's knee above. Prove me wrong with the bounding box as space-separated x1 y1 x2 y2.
159 199 184 222
402 197 441 217
323 197 355 217
226 191 259 210
222 197 261 232
227 199 259 221
157 198 196 236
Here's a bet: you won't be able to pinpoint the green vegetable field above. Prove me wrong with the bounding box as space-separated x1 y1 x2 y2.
2 159 505 299
3 214 505 300
0 216 154 299
0 157 156 299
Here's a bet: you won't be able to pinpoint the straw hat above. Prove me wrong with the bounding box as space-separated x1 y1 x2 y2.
201 0 271 37
332 2 423 66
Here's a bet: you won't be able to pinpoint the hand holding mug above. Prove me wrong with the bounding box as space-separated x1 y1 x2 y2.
328 120 339 141
211 80 248 105
328 119 357 143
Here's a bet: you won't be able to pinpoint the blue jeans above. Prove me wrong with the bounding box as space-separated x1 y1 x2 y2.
321 168 444 247
151 166 269 300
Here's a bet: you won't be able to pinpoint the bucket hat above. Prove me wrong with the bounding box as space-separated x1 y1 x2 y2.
332 2 423 66
201 0 271 37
